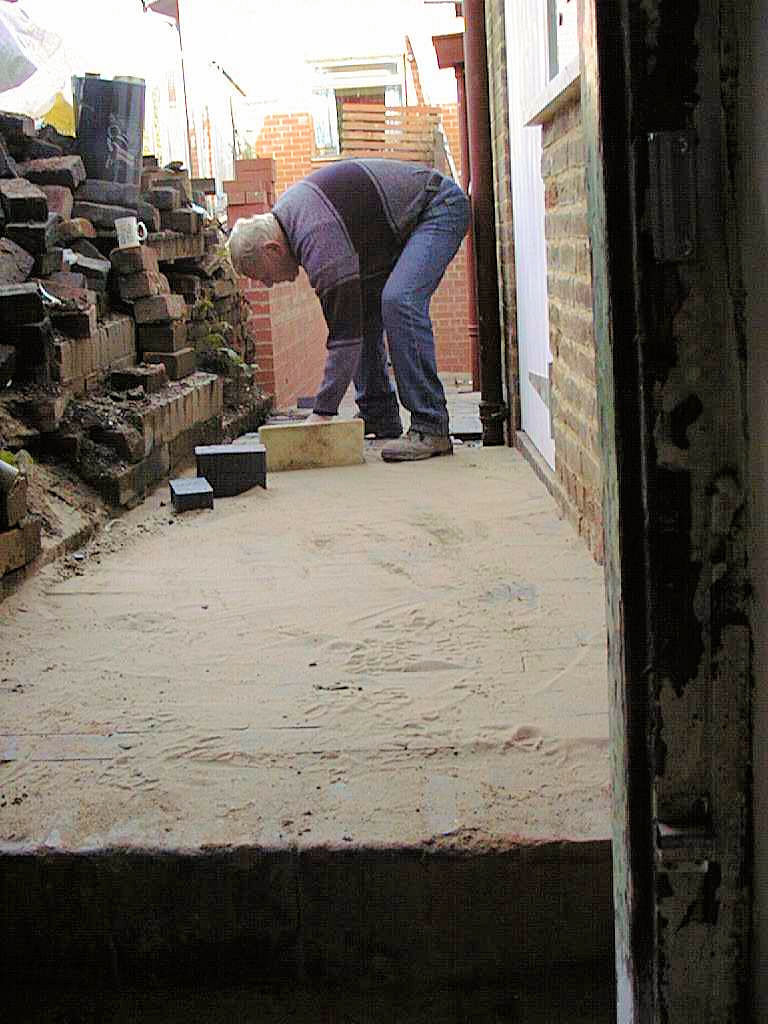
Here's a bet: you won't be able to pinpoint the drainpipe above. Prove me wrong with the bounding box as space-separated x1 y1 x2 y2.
463 0 505 445
433 32 480 393
455 65 481 391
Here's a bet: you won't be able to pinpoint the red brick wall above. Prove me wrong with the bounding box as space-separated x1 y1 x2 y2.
253 113 315 197
431 239 471 375
241 280 275 397
439 102 462 181
269 272 328 407
431 101 469 378
236 273 328 409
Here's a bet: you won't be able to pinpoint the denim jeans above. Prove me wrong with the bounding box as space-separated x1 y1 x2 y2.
355 178 470 436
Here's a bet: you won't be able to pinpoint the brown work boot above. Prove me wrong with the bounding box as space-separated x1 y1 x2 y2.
380 429 453 462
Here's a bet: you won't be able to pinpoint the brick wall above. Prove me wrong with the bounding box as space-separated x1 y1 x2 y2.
237 271 327 410
252 113 315 196
541 94 603 562
428 102 471 379
430 239 470 375
268 272 328 407
485 0 519 434
439 102 462 180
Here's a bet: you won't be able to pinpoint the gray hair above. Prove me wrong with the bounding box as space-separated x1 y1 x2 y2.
227 213 283 274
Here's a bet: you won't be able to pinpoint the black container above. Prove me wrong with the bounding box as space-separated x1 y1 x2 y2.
73 75 145 185
195 443 267 497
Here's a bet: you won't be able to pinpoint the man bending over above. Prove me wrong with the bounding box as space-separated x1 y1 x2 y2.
228 158 469 463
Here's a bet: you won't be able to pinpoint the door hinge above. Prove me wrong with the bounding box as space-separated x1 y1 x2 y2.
647 130 697 262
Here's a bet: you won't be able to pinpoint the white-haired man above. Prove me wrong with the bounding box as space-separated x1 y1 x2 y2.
228 159 469 462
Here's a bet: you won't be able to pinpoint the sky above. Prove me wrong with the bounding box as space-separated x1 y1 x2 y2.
0 0 176 114
0 0 462 114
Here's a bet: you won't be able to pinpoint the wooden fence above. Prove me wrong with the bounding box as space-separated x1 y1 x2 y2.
340 104 443 165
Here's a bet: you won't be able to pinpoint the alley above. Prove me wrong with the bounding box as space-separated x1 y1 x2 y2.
0 441 609 851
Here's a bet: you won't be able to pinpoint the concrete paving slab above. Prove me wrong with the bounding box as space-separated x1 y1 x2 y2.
0 445 608 852
259 417 365 471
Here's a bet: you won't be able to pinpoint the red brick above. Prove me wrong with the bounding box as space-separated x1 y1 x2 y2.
0 179 48 221
118 270 170 302
0 516 41 575
142 346 196 380
137 320 188 353
16 155 86 190
133 293 186 323
1 476 27 530
110 246 160 275
42 185 74 220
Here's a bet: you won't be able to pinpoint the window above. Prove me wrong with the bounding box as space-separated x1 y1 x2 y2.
308 56 405 157
547 0 579 79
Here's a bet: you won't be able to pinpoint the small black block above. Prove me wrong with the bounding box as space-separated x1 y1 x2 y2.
195 443 267 497
296 395 315 409
170 476 214 512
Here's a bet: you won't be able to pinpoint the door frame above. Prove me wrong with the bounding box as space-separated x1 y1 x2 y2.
581 0 753 1019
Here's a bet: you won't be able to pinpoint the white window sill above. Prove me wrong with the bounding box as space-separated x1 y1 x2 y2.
524 56 581 128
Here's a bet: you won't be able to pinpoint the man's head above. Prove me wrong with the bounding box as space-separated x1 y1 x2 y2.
227 213 299 288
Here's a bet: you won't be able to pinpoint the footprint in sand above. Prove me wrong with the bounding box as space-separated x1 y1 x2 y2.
504 725 544 751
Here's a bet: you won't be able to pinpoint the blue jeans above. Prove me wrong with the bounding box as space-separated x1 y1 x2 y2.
355 179 470 436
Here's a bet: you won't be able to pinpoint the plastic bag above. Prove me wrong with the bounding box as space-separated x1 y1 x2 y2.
0 15 36 92
0 6 68 116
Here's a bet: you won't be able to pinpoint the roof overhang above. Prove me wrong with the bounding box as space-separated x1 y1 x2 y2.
432 32 464 70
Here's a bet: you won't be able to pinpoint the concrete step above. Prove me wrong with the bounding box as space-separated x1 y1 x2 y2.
1 839 613 991
12 961 616 1022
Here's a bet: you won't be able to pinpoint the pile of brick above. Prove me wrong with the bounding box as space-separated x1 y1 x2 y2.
0 456 40 580
0 111 269 581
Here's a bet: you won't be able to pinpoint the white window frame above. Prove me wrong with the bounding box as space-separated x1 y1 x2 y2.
547 0 579 79
308 54 406 157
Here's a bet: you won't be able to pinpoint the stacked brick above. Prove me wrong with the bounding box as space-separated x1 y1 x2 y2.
110 244 195 381
0 111 268 533
223 158 276 212
249 117 315 196
0 459 41 579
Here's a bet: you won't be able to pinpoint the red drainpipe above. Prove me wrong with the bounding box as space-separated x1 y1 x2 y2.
455 66 482 391
433 33 480 390
463 0 505 445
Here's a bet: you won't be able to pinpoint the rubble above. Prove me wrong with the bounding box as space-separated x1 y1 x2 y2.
0 109 270 589
0 178 48 221
0 238 34 283
16 155 86 190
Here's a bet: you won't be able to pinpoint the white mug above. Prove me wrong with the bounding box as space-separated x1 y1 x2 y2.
115 215 148 248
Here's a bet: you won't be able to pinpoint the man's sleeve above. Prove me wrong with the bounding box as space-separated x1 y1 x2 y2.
319 275 363 351
311 275 364 415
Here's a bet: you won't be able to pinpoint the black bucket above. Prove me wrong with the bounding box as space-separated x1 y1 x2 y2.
74 75 145 185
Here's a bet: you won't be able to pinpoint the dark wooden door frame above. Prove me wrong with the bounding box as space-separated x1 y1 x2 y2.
581 1 752 1019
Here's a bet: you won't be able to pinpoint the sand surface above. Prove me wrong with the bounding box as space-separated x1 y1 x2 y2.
0 444 609 850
